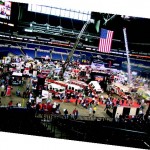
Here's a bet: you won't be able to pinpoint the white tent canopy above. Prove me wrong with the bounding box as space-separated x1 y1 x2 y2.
12 72 22 77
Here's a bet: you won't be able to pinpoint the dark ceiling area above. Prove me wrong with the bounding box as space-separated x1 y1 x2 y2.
0 2 150 54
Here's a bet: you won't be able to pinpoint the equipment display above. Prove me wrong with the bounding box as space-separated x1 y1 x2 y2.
0 1 11 20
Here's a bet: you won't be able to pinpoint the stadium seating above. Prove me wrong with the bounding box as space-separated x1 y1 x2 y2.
27 43 39 49
54 47 68 53
81 51 93 57
74 50 81 55
8 47 23 55
18 42 27 47
37 51 50 57
0 50 9 57
72 56 79 61
62 54 68 61
40 45 52 50
23 49 35 58
0 41 150 75
51 53 62 60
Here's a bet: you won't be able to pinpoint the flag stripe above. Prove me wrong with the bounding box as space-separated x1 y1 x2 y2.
98 29 114 53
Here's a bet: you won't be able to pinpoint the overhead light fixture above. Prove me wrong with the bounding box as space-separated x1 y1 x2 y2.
30 23 32 27
16 37 23 40
86 47 91 50
47 25 49 30
85 37 88 41
8 23 14 27
25 28 33 32
44 23 50 30
29 39 35 42
29 21 36 27
11 36 15 39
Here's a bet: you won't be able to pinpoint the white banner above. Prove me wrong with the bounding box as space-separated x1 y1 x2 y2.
91 62 105 70
115 106 124 118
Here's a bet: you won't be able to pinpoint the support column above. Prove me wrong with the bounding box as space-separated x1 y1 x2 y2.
123 28 132 85
35 47 37 58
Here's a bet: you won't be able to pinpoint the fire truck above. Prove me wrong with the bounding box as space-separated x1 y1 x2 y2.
68 79 88 89
45 79 67 98
48 83 65 98
45 79 84 98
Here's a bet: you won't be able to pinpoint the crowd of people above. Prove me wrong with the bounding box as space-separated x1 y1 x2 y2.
0 55 149 123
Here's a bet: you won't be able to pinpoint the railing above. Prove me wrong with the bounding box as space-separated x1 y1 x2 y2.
39 111 150 149
0 106 149 148
39 112 113 122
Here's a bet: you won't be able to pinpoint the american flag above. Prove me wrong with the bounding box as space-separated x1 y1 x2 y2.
98 28 114 53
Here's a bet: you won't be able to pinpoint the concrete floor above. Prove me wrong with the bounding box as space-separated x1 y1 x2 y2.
0 77 110 118
57 101 109 118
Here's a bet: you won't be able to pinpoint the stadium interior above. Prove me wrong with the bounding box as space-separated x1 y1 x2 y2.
0 1 150 149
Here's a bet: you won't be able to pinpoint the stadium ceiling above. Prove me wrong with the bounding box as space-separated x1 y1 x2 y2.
1 2 150 53
17 11 150 41
28 4 91 22
9 0 150 19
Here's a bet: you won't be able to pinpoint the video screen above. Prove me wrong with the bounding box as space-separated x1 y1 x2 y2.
94 75 104 81
0 1 11 20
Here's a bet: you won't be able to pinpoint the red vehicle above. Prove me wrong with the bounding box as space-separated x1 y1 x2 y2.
48 83 65 98
69 79 88 89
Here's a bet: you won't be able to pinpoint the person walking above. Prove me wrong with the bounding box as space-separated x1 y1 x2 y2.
75 97 78 106
64 109 68 119
89 107 93 119
104 100 110 111
72 108 78 120
8 100 13 107
93 106 97 117
16 101 21 107
6 85 11 96
1 84 5 96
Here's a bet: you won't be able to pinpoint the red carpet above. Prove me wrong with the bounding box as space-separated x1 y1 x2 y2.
54 98 140 108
